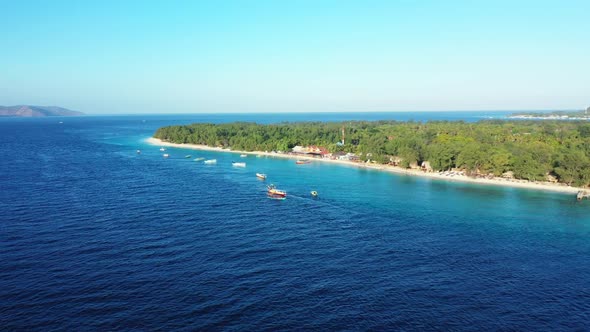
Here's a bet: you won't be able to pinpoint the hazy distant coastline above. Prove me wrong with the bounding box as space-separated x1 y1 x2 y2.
0 105 84 117
509 107 590 120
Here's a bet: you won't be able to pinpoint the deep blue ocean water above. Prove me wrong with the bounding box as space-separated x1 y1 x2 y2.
1 112 589 331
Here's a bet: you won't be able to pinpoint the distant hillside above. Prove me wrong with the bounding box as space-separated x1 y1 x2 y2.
0 105 84 117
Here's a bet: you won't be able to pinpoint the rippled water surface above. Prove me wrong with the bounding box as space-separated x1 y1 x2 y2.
1 113 589 330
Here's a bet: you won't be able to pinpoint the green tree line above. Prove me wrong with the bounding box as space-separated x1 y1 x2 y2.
154 120 590 187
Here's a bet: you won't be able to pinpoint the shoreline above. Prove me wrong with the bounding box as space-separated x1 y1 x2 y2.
146 137 583 195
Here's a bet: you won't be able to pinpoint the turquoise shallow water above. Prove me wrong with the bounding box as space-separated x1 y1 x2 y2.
1 113 589 330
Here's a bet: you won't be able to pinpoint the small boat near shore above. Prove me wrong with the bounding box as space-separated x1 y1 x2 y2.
185 155 192 158
232 161 246 167
160 147 166 151
256 173 267 180
240 154 248 158
163 154 169 158
204 159 217 164
296 160 311 165
267 184 286 197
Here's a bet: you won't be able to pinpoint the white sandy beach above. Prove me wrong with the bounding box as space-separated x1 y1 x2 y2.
147 137 583 195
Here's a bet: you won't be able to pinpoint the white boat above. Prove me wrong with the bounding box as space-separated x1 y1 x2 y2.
136 150 141 154
204 159 217 164
256 173 267 180
159 147 166 151
240 154 248 158
163 154 169 158
232 161 246 167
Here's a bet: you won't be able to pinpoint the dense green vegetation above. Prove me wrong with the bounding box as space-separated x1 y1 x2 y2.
154 120 590 187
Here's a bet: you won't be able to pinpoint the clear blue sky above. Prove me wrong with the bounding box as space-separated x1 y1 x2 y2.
1 0 589 113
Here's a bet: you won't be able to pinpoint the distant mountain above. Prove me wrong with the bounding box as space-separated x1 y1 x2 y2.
0 105 84 117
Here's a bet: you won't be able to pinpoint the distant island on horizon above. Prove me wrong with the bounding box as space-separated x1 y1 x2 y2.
509 106 590 120
0 105 84 117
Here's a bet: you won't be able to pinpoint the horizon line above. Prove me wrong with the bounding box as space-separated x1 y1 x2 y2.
84 109 579 116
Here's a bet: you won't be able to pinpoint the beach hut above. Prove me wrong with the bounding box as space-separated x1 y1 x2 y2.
545 173 558 183
389 156 403 166
332 151 347 160
292 145 307 154
421 161 433 172
346 153 360 161
502 171 515 179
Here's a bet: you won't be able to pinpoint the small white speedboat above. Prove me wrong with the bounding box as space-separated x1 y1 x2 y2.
232 162 246 167
163 154 169 158
204 159 217 164
160 147 166 151
240 154 248 158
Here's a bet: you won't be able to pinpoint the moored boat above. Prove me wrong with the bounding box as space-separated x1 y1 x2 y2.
163 153 169 158
185 155 192 158
296 160 311 164
136 150 141 154
267 184 286 197
232 161 246 167
256 173 267 180
160 147 166 151
194 157 205 161
267 194 286 200
204 159 217 164
240 154 248 158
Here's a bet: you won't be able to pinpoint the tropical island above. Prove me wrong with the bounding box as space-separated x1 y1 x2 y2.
0 105 84 117
509 107 590 120
152 120 590 193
